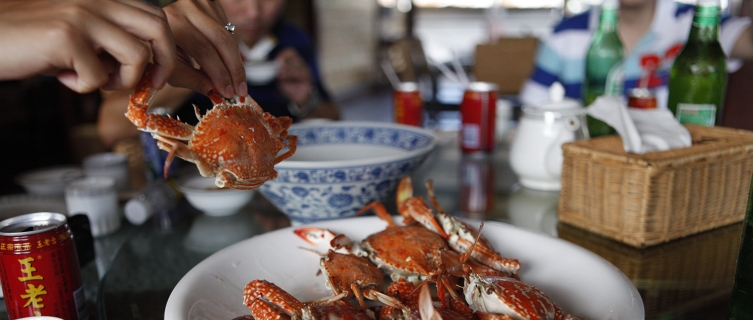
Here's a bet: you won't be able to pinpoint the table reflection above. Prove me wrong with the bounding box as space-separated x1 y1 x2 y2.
91 129 740 320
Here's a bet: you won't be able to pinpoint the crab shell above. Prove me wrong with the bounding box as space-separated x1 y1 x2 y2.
188 101 295 189
361 225 448 283
464 273 578 320
319 250 384 296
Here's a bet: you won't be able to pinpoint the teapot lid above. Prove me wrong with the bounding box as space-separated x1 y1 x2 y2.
523 98 584 118
536 98 583 112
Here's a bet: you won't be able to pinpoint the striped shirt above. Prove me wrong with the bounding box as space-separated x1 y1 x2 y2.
519 0 751 109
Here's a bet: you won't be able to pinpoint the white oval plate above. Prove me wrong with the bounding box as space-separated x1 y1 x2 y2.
165 216 644 319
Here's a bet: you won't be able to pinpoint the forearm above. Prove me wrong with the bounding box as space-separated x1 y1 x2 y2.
302 100 340 121
731 26 753 60
97 90 140 148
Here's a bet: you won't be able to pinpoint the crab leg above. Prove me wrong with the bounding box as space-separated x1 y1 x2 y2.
126 67 194 139
154 135 211 179
359 287 411 314
274 135 298 163
357 201 397 227
425 180 521 274
126 67 196 179
418 283 443 320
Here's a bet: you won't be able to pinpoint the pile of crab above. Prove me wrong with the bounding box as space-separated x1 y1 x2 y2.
240 177 580 320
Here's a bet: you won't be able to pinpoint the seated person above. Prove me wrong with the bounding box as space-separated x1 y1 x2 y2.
98 0 339 147
519 0 753 109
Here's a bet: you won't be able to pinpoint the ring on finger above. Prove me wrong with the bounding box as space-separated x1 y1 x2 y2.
224 22 235 34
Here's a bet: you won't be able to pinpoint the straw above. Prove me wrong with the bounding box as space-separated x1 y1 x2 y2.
605 62 624 96
380 60 401 90
426 56 462 85
450 50 470 87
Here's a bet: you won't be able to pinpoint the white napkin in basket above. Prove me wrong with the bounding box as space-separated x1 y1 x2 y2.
587 95 691 154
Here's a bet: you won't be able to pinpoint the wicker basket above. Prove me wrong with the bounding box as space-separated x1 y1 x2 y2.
558 125 753 248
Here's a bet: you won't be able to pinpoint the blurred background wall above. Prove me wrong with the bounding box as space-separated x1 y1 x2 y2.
0 0 750 195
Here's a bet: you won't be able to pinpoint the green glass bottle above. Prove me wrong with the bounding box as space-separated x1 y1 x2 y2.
729 176 753 319
667 0 727 126
583 0 623 137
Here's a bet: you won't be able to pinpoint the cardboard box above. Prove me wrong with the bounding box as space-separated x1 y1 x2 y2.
473 37 539 95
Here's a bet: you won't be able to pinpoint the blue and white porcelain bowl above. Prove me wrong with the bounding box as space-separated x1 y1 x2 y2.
259 121 438 225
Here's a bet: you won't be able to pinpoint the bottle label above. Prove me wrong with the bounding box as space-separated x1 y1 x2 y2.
676 103 716 126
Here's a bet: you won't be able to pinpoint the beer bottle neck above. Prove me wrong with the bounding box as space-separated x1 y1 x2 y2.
598 7 619 32
688 4 720 43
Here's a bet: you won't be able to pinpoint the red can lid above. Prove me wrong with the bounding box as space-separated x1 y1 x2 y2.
0 212 66 236
467 82 499 93
629 87 654 98
396 82 419 92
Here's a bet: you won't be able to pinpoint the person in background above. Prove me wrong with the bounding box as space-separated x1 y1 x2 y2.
519 0 753 109
97 0 340 148
0 0 246 97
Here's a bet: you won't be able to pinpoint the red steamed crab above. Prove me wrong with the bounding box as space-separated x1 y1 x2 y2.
443 224 581 320
397 177 521 276
126 67 297 189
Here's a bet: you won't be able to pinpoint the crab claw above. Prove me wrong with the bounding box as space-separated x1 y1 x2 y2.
294 227 337 246
397 176 414 209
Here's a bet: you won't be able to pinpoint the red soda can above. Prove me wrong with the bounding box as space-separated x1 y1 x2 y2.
394 82 423 126
460 82 498 153
0 212 88 320
627 88 657 109
459 154 495 219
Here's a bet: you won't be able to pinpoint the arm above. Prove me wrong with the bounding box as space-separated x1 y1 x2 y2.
731 25 753 60
276 48 340 120
0 0 175 93
519 41 563 106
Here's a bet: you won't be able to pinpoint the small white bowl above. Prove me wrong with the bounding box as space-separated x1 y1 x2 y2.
258 121 438 224
244 60 280 84
178 176 255 216
15 166 83 196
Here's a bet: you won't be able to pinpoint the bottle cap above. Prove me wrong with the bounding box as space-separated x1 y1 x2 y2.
697 0 720 6
124 198 154 225
603 0 619 9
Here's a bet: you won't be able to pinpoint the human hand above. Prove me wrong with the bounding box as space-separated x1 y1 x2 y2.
276 48 314 105
163 0 246 98
0 0 175 93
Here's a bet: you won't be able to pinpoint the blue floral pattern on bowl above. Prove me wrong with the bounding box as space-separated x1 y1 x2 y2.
258 123 436 224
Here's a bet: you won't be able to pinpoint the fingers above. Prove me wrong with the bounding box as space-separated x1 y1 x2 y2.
0 0 177 92
276 48 311 81
164 0 245 97
54 33 109 92
168 60 215 95
98 0 176 89
79 13 158 90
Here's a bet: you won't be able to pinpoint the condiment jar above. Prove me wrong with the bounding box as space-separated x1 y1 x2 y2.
510 98 588 191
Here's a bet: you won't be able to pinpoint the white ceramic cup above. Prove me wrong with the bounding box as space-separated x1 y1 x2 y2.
83 152 131 193
65 177 121 237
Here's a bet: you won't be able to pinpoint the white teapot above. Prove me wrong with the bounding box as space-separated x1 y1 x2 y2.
510 91 588 191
